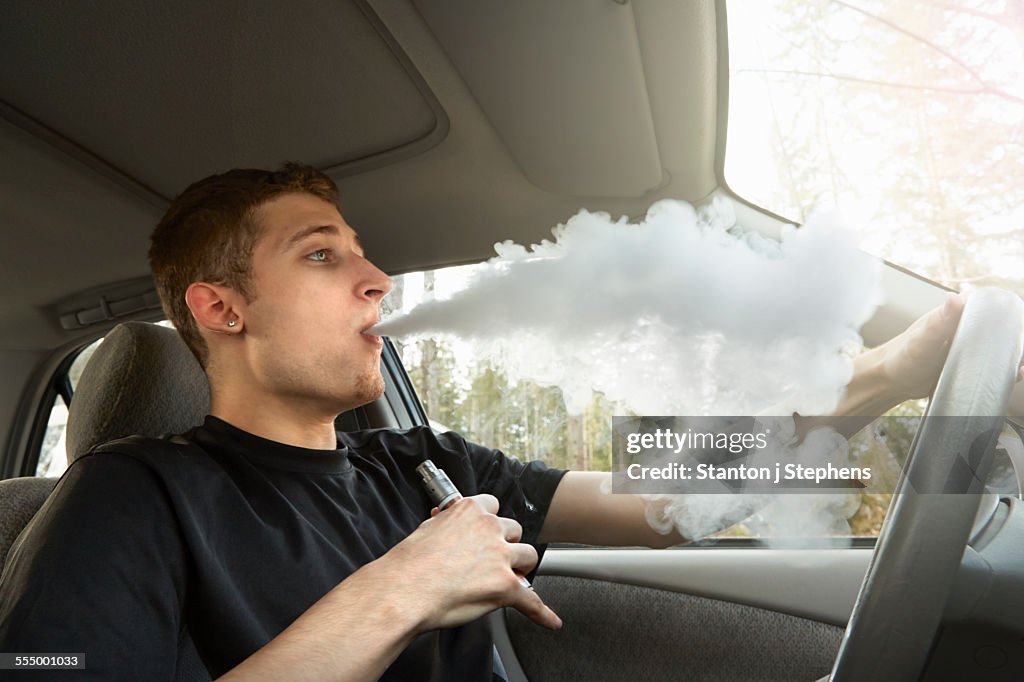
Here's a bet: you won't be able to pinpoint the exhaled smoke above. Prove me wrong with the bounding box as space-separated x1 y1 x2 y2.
373 198 884 540
374 198 881 417
635 417 879 543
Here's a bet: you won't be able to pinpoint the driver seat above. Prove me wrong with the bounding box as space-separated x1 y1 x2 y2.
2 321 211 681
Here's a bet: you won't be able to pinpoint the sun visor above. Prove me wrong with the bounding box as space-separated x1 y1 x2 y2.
0 0 446 200
414 0 664 198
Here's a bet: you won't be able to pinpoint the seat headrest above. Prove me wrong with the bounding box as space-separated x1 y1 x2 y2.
66 322 210 461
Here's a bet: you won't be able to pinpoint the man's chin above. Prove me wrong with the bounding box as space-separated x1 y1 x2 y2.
342 374 387 412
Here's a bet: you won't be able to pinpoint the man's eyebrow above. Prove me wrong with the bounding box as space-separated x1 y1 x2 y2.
281 224 341 252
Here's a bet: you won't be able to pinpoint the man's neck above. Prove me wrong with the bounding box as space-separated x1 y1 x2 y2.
210 390 340 450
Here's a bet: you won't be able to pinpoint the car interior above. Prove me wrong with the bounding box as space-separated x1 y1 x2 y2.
2 1 1024 680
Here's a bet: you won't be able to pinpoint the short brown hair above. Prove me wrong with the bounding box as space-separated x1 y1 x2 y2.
149 162 340 368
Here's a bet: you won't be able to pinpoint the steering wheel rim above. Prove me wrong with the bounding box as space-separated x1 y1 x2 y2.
830 288 1024 681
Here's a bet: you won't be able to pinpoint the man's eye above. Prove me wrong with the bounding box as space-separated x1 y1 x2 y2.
307 249 331 262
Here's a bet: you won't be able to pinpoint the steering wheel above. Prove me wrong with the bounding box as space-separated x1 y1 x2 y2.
828 288 1024 681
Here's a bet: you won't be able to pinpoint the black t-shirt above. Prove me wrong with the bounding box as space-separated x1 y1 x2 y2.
0 417 567 680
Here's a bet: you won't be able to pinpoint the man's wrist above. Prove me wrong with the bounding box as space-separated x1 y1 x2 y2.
797 346 908 442
347 556 429 638
854 344 909 414
217 558 424 681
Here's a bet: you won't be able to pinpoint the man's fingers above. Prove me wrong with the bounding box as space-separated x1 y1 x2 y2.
509 582 562 630
499 517 523 543
508 542 539 576
937 292 966 334
464 493 500 514
945 290 967 309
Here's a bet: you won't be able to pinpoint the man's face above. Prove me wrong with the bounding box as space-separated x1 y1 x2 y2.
237 192 392 414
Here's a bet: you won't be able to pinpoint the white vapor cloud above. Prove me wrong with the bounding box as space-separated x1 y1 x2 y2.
373 198 883 542
373 198 882 418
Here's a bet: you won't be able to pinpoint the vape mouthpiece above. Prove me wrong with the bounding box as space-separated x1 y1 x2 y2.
416 460 462 510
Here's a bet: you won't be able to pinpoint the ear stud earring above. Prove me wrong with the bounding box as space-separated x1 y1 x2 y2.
227 320 237 328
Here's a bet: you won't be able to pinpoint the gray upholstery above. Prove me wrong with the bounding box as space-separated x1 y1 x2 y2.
507 575 842 681
0 476 58 574
67 322 209 461
2 323 206 573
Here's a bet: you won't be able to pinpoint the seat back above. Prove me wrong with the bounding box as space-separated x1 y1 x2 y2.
67 321 209 458
4 322 208 569
0 477 58 575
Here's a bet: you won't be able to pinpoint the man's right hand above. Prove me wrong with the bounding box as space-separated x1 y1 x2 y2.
218 494 559 681
374 494 563 632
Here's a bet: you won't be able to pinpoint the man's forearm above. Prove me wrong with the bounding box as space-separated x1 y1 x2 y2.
216 494 561 680
795 345 909 440
217 559 421 682
541 348 911 549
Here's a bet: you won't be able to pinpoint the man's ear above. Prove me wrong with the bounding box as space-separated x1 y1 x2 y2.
185 282 244 334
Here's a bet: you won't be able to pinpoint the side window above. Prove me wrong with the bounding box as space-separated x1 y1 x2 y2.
35 339 103 477
386 266 1008 541
36 394 69 478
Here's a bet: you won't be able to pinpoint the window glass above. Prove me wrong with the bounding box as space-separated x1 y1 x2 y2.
387 267 939 539
725 0 1024 297
35 339 103 477
36 395 69 478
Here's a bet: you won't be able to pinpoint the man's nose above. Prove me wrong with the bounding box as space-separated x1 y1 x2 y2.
360 259 392 302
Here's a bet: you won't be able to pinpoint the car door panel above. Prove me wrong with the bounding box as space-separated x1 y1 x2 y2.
496 548 872 681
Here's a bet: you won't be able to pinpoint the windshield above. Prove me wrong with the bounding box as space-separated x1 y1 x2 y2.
724 0 1024 296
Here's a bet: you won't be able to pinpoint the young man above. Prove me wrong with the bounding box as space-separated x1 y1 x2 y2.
0 164 984 680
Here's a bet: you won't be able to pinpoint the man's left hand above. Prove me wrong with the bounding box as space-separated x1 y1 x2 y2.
877 292 1024 402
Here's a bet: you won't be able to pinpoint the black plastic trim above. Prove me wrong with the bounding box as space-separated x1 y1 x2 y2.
18 346 83 477
380 336 429 429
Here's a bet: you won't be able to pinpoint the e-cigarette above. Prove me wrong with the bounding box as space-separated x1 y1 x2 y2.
416 460 462 510
415 460 532 589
